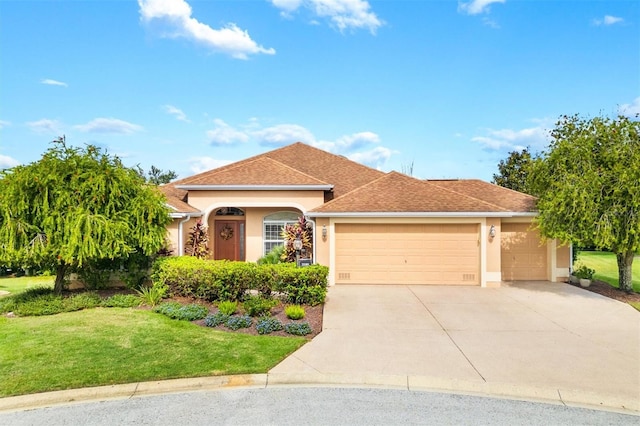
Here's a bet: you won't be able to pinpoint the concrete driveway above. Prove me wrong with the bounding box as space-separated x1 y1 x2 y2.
270 282 640 412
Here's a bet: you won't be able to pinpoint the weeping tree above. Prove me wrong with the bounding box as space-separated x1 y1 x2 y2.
0 137 171 293
528 114 640 293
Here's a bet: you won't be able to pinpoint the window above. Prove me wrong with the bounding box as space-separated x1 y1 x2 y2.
263 211 299 254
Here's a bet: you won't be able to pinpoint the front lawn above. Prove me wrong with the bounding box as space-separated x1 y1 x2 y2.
577 251 640 293
0 308 305 397
0 276 53 296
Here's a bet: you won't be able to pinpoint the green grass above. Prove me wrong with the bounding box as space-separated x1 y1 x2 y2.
0 276 54 296
0 308 305 397
577 251 640 293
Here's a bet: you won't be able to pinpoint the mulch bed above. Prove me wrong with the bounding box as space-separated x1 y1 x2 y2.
89 289 324 339
567 279 640 304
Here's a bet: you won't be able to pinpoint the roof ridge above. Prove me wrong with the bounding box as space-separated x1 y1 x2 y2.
426 180 510 212
314 170 397 209
258 156 332 186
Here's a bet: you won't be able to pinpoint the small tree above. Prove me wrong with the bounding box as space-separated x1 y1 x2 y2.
492 148 533 194
145 165 177 185
0 137 171 293
281 216 313 262
184 219 209 258
528 114 640 293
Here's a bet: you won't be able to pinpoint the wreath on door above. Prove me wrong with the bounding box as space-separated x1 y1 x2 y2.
220 225 234 240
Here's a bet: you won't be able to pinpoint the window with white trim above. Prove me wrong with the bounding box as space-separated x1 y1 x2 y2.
263 211 299 254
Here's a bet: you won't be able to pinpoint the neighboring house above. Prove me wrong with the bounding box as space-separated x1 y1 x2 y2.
162 142 570 287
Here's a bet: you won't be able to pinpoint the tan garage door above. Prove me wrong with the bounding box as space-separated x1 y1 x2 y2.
501 223 547 281
335 224 480 285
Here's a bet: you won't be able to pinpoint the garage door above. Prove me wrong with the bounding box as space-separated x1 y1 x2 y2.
501 223 547 281
335 224 480 285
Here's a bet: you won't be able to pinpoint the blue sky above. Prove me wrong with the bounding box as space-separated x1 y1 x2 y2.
1 0 638 181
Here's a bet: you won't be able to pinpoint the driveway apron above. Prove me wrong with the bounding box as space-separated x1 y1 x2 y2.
269 282 640 410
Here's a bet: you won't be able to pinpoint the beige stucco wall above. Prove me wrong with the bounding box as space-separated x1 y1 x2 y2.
485 218 502 286
314 217 331 267
187 190 325 214
166 216 200 256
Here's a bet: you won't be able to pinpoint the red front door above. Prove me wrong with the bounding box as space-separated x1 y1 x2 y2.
214 221 243 261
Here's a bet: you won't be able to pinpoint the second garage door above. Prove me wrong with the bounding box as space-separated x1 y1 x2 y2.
501 223 548 281
335 223 480 285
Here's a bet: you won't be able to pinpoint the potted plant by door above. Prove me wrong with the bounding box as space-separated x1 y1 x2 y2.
574 264 595 288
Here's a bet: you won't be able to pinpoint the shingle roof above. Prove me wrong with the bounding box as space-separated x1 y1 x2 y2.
310 172 513 214
159 185 200 214
170 142 384 198
174 157 331 187
427 179 537 212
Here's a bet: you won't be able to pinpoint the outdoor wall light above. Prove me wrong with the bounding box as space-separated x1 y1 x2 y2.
489 225 496 238
322 225 327 241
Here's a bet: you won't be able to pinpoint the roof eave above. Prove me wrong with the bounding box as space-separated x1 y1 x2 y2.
307 211 538 218
174 185 334 191
169 212 203 219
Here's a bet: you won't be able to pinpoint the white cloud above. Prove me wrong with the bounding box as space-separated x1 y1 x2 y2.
270 0 383 33
26 119 62 134
620 97 640 116
0 120 11 129
0 154 20 169
458 0 505 15
207 119 250 145
593 15 624 26
348 146 392 169
471 122 551 151
163 105 189 122
138 0 275 59
189 156 232 174
41 78 68 87
253 123 316 146
74 118 143 134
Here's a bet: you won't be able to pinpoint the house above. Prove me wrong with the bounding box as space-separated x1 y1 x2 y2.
162 142 570 287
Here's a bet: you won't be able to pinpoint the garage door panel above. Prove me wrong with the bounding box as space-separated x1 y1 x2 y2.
501 223 547 281
335 224 479 285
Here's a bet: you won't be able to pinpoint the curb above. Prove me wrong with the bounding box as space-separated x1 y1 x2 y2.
1 373 638 415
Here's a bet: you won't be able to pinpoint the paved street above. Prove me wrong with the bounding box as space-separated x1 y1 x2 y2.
0 387 637 425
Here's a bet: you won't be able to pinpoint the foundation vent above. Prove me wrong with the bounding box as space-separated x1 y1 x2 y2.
462 274 476 282
338 272 351 280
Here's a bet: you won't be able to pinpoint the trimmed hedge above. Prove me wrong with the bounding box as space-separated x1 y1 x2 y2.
151 257 328 305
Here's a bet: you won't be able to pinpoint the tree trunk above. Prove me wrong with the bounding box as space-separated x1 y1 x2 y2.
616 251 635 293
54 262 66 295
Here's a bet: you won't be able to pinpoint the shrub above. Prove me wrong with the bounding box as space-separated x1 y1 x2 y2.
204 312 230 327
4 291 101 316
151 257 328 304
574 264 595 280
66 292 102 311
217 300 237 316
256 317 284 335
12 294 65 316
137 282 167 307
243 295 278 317
225 314 253 330
257 245 284 265
153 302 208 321
101 294 140 308
285 305 305 320
75 259 115 290
272 264 329 305
284 322 312 336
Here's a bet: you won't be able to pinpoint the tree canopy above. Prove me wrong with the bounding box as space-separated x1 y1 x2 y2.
528 114 640 292
0 137 171 293
143 165 178 185
492 148 533 194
